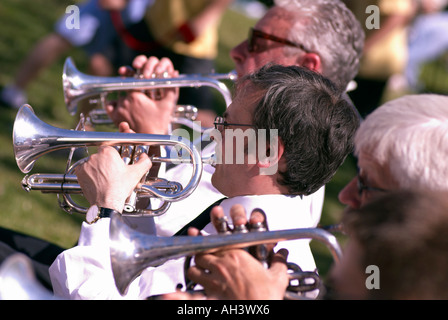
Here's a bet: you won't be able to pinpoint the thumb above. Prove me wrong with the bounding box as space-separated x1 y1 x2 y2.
268 249 290 290
119 122 135 133
269 249 289 273
130 153 152 181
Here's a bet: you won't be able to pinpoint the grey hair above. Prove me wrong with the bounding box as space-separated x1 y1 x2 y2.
274 0 365 91
355 94 448 191
242 64 360 195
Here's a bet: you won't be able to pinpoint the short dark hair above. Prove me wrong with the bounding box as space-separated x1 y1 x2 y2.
245 64 359 195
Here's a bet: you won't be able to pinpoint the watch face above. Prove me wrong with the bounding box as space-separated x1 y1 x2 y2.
86 205 99 224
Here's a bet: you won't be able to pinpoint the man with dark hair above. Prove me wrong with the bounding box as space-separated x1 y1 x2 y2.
248 65 357 195
50 64 359 299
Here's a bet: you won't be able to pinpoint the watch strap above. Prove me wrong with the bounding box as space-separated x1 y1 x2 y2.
87 205 120 224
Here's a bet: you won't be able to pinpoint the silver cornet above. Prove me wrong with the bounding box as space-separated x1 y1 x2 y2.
13 104 212 216
62 57 235 128
109 211 342 297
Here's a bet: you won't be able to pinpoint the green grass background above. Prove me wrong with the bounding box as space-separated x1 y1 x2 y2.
0 0 357 277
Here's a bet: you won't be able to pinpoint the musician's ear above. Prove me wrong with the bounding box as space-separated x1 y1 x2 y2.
297 53 322 73
257 137 284 175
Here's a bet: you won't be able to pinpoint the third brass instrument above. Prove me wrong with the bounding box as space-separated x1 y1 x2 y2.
109 212 342 297
13 104 212 216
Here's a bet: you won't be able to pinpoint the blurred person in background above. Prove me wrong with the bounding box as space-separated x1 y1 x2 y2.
405 0 448 94
345 0 417 117
136 0 236 127
0 0 152 109
338 94 448 209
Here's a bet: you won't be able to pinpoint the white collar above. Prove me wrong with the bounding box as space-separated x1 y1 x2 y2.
203 194 315 234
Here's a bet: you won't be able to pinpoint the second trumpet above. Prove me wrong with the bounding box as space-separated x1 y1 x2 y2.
13 104 211 216
63 57 235 116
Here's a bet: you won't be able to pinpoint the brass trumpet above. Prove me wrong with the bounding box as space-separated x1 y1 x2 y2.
62 57 235 126
109 212 342 296
13 104 211 216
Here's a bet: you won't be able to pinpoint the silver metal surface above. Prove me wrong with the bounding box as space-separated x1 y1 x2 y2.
13 104 204 216
109 212 342 296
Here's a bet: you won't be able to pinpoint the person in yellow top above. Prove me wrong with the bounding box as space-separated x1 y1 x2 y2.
143 0 235 127
146 0 233 60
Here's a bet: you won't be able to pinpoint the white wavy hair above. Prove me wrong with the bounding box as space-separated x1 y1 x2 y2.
355 94 448 191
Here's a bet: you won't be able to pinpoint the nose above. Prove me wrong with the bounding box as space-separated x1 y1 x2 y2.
230 40 248 70
338 177 361 209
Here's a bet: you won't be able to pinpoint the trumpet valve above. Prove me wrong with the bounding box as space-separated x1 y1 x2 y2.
21 175 32 192
173 105 198 121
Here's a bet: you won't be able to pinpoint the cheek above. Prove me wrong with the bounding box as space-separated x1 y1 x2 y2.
262 48 296 67
252 52 278 70
236 59 256 77
238 51 277 75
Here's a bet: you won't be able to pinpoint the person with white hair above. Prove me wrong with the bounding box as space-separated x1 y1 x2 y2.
339 93 448 208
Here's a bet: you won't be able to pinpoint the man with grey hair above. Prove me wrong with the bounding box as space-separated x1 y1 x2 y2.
231 0 365 91
151 0 365 235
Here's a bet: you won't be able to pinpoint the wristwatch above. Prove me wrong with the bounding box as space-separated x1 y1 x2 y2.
86 205 121 224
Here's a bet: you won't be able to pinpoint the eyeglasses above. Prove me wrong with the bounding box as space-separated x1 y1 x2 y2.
248 27 312 53
357 169 388 196
213 116 253 131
